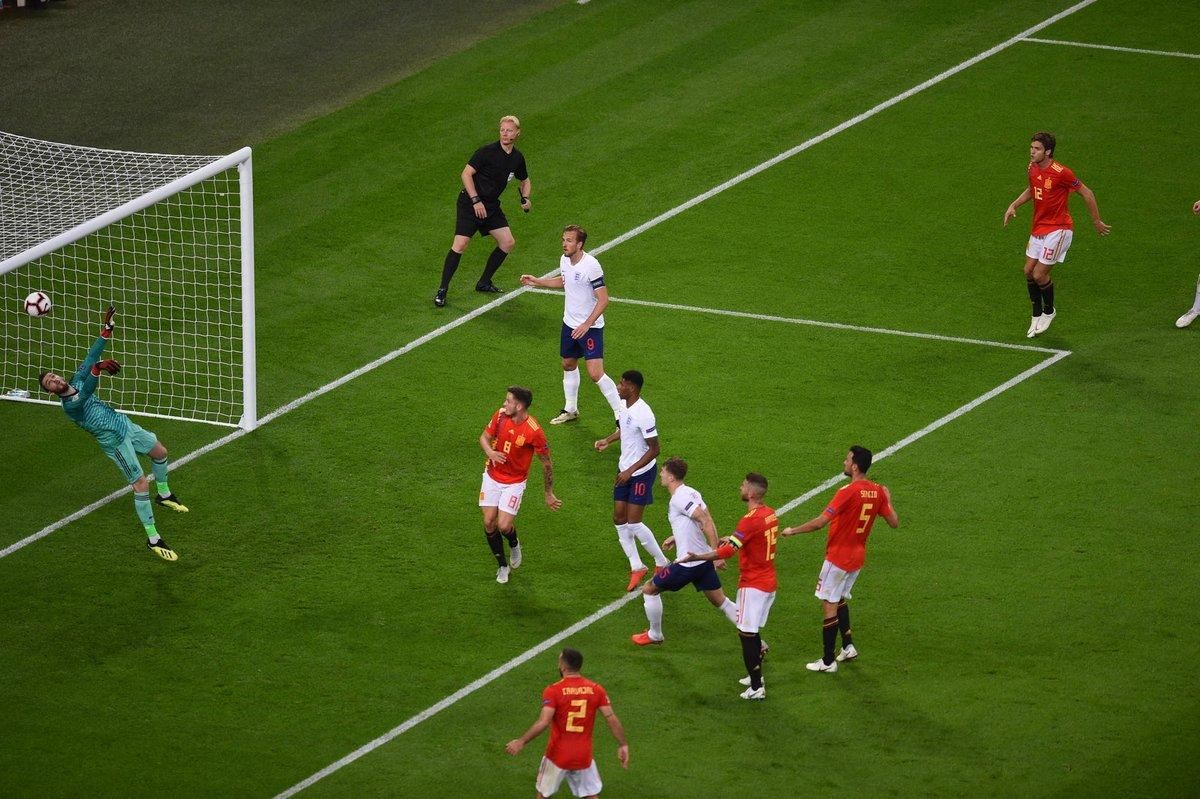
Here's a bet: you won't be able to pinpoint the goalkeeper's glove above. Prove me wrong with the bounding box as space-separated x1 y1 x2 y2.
101 305 116 338
91 359 121 376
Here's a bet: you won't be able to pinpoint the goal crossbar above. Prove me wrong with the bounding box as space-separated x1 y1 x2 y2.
1 134 257 430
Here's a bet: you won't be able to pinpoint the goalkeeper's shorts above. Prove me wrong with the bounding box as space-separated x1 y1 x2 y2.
102 421 158 484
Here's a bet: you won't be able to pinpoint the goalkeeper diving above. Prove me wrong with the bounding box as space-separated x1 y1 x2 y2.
38 305 188 561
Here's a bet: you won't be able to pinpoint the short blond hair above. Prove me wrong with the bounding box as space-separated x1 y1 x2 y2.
500 115 521 129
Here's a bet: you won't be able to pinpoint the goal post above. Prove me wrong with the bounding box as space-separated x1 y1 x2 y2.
0 132 257 430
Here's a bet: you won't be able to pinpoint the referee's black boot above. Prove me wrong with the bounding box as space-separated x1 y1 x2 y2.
475 282 503 294
434 287 447 307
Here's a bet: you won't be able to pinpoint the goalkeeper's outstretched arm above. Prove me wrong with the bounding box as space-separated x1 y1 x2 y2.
72 306 117 391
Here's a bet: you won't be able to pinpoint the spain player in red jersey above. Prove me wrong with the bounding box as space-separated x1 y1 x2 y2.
480 385 562 584
783 446 899 673
1004 131 1111 338
680 472 778 700
506 647 629 799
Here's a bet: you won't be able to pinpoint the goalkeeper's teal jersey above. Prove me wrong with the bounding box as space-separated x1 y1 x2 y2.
60 334 130 450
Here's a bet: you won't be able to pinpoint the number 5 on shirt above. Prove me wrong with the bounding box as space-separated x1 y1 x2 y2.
855 503 874 534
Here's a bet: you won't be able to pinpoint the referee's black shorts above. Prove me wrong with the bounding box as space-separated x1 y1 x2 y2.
455 197 510 237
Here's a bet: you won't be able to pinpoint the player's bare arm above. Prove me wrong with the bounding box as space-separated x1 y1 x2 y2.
594 428 620 452
461 164 487 219
1075 183 1111 235
539 452 562 510
1004 188 1032 226
679 536 734 563
518 177 531 212
616 436 659 486
882 485 900 528
505 706 555 756
480 432 507 464
520 274 565 289
691 505 726 569
1193 200 1200 215
599 706 630 769
572 286 609 340
782 511 832 537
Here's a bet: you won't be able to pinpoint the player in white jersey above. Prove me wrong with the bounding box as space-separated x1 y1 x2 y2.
594 370 670 592
521 225 622 424
1176 200 1200 328
631 457 739 645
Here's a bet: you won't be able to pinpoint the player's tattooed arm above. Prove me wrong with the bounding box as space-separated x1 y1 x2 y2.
539 453 562 510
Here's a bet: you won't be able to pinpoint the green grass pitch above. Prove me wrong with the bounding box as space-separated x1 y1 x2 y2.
2 1 1199 796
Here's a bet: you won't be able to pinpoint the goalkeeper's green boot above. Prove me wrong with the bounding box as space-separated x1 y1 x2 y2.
155 493 189 513
147 537 178 561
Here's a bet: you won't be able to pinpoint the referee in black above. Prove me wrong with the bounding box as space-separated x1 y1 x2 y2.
434 115 532 307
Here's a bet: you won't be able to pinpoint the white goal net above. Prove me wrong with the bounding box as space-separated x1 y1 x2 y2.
0 131 256 429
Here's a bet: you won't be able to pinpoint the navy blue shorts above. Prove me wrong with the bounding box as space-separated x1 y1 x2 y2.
652 560 722 593
560 323 604 360
612 467 654 505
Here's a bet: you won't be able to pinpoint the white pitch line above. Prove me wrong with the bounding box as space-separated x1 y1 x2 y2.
527 289 1068 355
597 0 1099 254
273 590 641 799
272 346 1071 798
1023 37 1200 60
0 0 1096 562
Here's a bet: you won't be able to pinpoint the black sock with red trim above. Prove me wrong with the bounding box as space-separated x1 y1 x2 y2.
837 600 853 647
1038 280 1055 314
1027 278 1043 316
739 631 764 689
485 528 506 567
822 616 838 665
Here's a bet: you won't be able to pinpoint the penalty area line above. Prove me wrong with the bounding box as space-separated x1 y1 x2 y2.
1 0 1094 561
272 346 1070 798
526 288 1068 355
1022 37 1200 60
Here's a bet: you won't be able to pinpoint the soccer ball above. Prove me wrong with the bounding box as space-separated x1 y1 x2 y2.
24 291 52 317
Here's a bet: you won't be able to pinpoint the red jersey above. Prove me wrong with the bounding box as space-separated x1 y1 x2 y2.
823 479 892 572
484 408 549 485
1028 160 1081 235
542 676 610 770
730 505 779 592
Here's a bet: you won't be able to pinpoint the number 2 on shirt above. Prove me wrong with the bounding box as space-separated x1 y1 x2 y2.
565 698 588 732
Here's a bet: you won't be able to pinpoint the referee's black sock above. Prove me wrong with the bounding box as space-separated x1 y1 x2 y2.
1027 278 1043 316
739 631 764 690
822 615 838 665
502 527 519 549
440 250 462 290
837 600 853 647
485 528 507 567
478 247 508 286
1038 279 1055 314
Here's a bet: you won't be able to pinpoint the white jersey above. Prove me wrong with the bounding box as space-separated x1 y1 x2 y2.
561 251 606 328
617 397 657 476
668 484 709 568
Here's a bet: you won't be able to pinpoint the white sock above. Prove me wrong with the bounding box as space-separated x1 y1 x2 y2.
617 524 644 570
644 593 664 639
596 373 621 417
563 368 580 414
718 598 738 624
1191 275 1200 313
631 522 669 567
